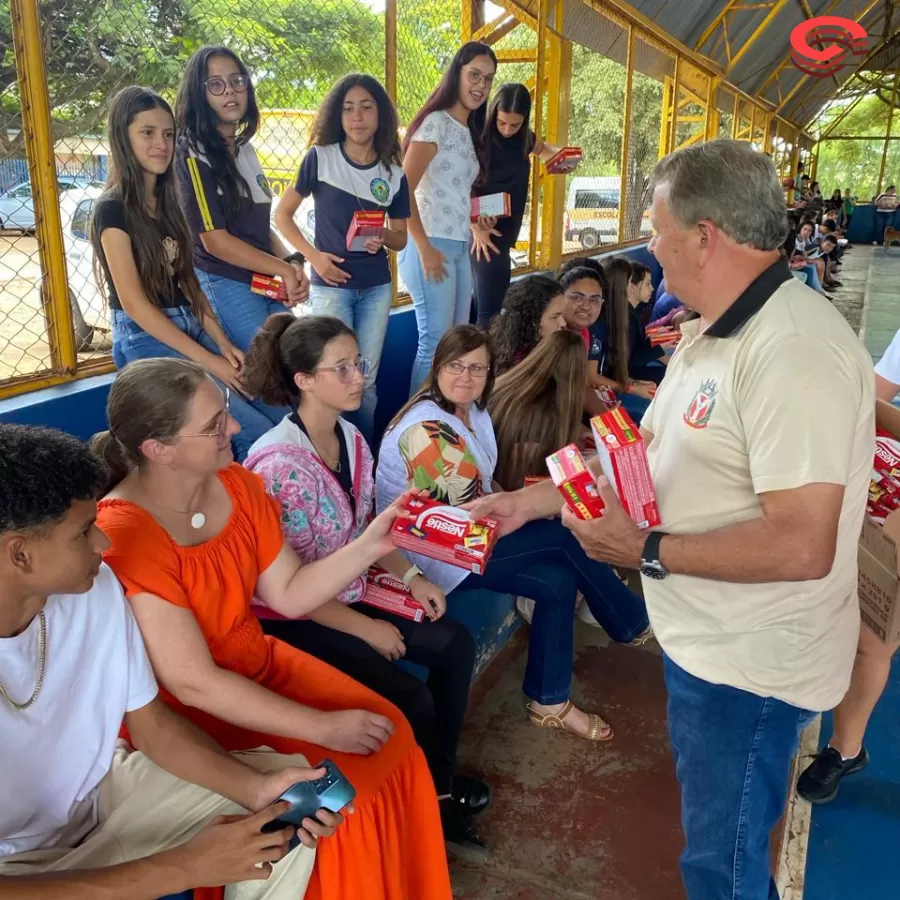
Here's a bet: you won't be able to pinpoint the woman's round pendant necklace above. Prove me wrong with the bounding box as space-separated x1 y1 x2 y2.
190 512 207 530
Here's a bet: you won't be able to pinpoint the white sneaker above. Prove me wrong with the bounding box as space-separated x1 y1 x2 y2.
515 596 535 625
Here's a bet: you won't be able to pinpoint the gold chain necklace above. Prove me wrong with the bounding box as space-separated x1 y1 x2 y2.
0 611 47 711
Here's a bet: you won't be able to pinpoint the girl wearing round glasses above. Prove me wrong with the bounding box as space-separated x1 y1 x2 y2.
273 74 410 444
401 42 497 396
376 325 649 744
174 45 310 354
240 313 490 857
90 86 284 461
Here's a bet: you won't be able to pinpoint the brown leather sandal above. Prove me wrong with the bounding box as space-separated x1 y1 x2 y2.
526 699 614 742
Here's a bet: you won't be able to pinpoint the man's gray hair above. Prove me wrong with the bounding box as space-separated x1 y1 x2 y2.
651 140 788 251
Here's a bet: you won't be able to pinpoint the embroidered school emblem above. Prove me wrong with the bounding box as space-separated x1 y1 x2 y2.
683 378 717 429
257 173 274 198
370 177 390 204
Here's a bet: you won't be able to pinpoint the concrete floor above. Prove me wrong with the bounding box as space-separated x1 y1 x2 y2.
449 245 877 900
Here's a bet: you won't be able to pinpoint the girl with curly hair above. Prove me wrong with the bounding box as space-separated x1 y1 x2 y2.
488 274 567 374
273 74 410 442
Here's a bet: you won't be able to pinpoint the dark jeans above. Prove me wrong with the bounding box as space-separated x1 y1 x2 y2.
664 654 815 900
469 224 518 330
261 605 475 796
453 517 649 705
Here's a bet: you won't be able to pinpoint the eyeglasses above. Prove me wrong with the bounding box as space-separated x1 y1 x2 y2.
316 357 371 383
565 291 603 306
179 387 231 439
463 67 495 89
444 361 491 378
205 74 250 96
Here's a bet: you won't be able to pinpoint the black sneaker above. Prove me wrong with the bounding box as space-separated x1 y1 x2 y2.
797 745 868 803
440 800 489 861
452 775 492 816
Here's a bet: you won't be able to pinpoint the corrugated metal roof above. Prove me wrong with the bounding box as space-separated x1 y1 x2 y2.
505 0 900 130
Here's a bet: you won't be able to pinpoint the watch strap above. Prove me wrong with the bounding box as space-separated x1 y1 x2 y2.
642 530 667 565
284 252 306 265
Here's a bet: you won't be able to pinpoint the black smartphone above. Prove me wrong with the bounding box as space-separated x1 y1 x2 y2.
261 759 357 851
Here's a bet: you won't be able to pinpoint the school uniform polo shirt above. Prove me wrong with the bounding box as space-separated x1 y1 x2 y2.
641 257 874 711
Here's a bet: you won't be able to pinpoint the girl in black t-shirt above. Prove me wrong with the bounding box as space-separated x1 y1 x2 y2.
91 86 286 461
470 84 561 329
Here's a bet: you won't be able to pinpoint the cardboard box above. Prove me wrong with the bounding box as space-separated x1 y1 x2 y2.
545 147 583 175
361 566 426 622
251 273 288 302
470 192 510 221
590 408 661 529
858 401 900 643
546 444 605 520
594 386 619 410
391 496 499 574
346 210 385 252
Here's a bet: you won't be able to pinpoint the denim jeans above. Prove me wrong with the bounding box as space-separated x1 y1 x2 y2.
110 307 288 462
196 269 292 352
664 654 816 900
399 237 472 396
307 282 393 444
453 517 649 704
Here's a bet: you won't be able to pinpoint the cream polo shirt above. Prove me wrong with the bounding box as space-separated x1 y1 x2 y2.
642 258 874 711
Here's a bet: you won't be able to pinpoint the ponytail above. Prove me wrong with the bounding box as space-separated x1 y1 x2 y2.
90 430 134 494
242 313 298 407
243 313 357 409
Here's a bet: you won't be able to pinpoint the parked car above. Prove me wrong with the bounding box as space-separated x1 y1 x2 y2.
0 175 100 232
563 176 652 249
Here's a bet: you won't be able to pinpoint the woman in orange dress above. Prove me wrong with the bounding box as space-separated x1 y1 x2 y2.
93 357 451 900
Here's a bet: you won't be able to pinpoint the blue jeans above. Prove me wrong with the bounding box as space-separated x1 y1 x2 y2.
196 269 292 352
399 237 472 396
110 307 288 462
453 517 649 704
307 282 393 444
664 654 815 900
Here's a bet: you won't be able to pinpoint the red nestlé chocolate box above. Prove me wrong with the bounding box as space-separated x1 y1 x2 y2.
391 496 499 574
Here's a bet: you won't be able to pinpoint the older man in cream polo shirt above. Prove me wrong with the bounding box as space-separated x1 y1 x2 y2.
470 140 874 900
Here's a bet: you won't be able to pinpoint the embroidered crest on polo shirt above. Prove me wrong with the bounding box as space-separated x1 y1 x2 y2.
683 378 717 429
370 177 390 204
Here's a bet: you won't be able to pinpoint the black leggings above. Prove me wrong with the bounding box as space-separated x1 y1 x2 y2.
470 221 520 329
261 605 475 796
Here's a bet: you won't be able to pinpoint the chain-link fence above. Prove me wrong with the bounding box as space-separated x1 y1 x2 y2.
1 0 814 397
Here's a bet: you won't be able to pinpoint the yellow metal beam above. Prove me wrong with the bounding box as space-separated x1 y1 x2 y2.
528 0 548 269
494 48 537 63
11 0 76 375
618 24 635 245
485 0 537 31
818 85 870 139
668 55 680 154
704 76 721 140
877 78 898 195
775 0 882 115
540 13 571 271
725 0 791 76
473 12 520 45
694 0 744 55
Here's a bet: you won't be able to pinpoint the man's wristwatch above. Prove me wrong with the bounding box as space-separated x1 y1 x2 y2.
402 564 424 587
284 252 306 266
640 531 670 581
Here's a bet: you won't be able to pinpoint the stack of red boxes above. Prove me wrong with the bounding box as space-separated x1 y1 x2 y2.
391 496 499 574
645 325 681 348
361 566 426 622
868 428 900 525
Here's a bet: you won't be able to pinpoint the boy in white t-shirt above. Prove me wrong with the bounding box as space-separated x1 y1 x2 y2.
0 424 346 899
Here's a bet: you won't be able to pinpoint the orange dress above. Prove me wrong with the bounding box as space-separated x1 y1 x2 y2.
98 464 451 900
